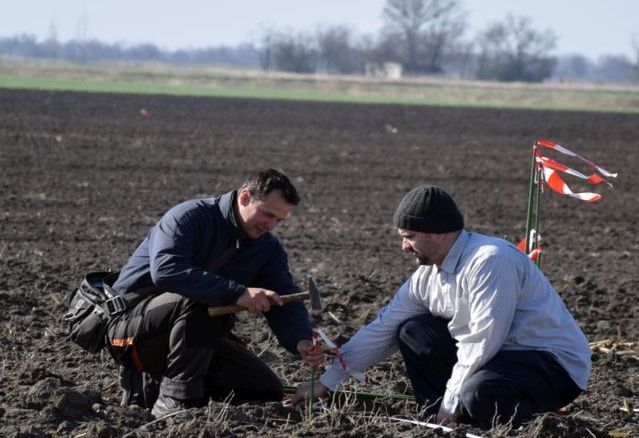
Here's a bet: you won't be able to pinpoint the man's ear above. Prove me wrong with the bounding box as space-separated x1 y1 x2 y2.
238 188 252 206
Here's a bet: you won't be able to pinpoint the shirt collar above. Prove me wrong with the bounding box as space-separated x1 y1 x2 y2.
439 230 469 274
219 191 246 239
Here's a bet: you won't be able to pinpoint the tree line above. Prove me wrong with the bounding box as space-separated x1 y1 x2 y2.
2 0 638 83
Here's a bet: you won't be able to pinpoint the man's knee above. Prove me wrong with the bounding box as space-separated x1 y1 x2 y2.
160 296 230 349
397 317 422 354
459 374 490 421
397 314 451 356
182 300 227 333
204 341 284 402
459 375 532 428
130 294 229 368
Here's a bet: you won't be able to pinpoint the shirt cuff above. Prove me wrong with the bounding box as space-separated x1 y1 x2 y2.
225 281 246 304
319 360 350 391
441 390 459 416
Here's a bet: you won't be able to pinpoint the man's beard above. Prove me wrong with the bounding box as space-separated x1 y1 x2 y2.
417 255 433 265
410 250 433 266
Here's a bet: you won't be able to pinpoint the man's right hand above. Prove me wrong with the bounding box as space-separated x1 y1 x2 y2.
236 287 284 313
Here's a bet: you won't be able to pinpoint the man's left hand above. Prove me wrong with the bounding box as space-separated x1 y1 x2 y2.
297 339 324 368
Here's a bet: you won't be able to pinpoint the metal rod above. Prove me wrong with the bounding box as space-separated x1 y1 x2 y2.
308 368 316 419
390 417 486 438
524 145 538 256
534 165 543 267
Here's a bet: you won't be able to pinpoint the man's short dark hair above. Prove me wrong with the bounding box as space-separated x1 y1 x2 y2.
240 169 300 205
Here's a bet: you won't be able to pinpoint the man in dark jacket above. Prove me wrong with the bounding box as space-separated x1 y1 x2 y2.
107 169 322 418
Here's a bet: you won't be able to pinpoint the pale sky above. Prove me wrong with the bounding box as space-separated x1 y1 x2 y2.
1 0 637 60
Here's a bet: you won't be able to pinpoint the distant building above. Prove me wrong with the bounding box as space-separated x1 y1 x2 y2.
365 62 402 79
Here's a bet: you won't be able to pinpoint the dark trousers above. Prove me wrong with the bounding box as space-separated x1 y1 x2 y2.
108 293 283 406
397 313 582 428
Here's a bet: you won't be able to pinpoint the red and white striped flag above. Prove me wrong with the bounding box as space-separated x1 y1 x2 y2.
534 139 617 203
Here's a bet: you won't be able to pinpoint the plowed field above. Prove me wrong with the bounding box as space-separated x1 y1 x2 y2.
1 89 638 437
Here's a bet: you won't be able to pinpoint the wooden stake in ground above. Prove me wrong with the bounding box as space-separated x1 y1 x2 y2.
307 332 318 420
524 144 543 267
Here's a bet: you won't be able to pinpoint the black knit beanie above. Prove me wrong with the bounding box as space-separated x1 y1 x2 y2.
392 185 464 233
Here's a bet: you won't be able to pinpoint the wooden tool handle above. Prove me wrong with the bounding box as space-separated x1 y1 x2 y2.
208 291 308 317
208 304 244 317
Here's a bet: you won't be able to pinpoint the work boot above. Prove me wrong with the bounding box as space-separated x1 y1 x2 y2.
119 366 161 409
151 393 192 418
119 366 145 408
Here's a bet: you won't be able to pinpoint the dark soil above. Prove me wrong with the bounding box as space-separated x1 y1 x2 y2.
1 88 637 437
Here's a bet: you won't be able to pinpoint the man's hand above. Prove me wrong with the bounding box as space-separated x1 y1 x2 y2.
285 380 329 407
236 287 283 313
297 339 324 368
436 407 457 425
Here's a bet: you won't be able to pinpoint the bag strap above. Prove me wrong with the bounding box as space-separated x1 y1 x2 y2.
99 272 148 314
207 239 240 272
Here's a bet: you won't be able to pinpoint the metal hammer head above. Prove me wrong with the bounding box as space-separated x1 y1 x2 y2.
308 276 322 315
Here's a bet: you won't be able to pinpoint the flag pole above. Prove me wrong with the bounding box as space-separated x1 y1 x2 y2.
533 161 543 267
524 145 538 258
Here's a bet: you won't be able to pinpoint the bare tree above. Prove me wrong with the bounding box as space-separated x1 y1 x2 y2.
260 29 317 73
476 14 557 82
381 0 466 73
45 20 59 59
74 11 91 63
553 54 595 82
254 26 317 73
443 39 474 78
595 54 636 82
316 25 357 74
254 24 278 70
273 32 317 73
632 35 639 80
420 6 466 73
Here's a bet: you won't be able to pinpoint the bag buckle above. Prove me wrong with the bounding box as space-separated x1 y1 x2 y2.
104 295 127 315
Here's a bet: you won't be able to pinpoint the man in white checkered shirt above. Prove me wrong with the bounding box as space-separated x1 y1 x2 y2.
292 185 590 428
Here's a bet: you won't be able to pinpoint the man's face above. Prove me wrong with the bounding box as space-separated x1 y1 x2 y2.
398 228 442 266
237 189 292 239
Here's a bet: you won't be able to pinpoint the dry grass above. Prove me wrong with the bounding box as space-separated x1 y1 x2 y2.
1 58 639 113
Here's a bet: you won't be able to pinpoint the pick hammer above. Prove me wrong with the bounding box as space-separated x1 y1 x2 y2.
208 277 323 317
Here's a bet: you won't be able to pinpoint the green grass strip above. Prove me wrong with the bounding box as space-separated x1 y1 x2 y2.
2 73 639 113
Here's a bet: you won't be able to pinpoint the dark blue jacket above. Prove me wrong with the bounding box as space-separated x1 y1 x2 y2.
113 191 312 353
